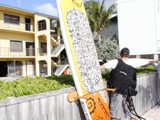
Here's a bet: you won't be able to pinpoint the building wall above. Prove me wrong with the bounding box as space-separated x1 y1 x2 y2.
101 22 118 41
34 14 52 76
155 0 160 49
117 0 158 55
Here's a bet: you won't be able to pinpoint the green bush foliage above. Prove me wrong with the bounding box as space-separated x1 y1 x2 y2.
101 65 157 81
0 65 156 100
95 39 120 60
136 65 156 74
0 75 74 100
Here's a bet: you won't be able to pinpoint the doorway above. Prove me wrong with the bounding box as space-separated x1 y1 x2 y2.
0 61 8 77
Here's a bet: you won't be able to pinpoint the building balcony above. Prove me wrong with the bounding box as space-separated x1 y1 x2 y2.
0 47 35 57
0 19 34 33
0 47 62 57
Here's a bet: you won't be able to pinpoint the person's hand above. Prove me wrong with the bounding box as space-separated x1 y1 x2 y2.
155 59 159 63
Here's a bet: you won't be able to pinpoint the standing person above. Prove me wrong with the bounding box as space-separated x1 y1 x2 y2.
150 60 160 104
100 47 137 120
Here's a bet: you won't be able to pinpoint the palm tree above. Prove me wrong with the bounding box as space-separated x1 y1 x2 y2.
84 0 114 41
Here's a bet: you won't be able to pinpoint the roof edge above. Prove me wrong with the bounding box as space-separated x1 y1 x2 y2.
0 3 59 19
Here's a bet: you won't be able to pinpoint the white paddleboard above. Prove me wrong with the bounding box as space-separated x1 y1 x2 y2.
126 58 152 68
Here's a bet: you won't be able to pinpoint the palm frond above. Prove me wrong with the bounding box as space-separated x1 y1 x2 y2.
84 0 115 40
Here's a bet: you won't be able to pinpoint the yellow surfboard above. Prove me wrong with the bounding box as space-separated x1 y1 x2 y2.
56 0 110 119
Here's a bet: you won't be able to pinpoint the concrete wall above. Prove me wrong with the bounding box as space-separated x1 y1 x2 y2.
101 23 118 40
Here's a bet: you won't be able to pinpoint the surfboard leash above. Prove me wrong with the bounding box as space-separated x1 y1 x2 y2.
126 97 146 120
114 89 146 120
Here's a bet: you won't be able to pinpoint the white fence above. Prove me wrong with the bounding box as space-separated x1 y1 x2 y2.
0 72 158 120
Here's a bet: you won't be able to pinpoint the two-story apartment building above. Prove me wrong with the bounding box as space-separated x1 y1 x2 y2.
0 4 68 77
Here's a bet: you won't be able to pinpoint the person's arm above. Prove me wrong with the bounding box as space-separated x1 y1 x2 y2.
100 59 118 70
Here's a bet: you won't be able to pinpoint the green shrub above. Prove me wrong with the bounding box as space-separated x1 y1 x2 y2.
101 65 157 81
0 66 156 100
136 65 156 74
0 75 74 100
95 39 120 60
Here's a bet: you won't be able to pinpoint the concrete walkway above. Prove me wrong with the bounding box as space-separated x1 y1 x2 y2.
142 104 160 120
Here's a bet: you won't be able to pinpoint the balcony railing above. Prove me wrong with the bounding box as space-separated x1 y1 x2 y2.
0 47 35 57
0 18 33 32
37 45 64 56
0 46 65 57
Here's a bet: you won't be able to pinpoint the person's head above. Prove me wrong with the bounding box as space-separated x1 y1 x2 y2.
120 47 130 58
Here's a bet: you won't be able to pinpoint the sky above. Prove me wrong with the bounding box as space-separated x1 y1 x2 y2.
0 0 116 17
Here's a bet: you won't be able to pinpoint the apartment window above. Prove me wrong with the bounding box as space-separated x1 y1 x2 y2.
4 13 20 24
10 40 22 52
25 18 31 31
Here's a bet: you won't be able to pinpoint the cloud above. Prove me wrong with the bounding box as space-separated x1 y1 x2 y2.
35 3 58 17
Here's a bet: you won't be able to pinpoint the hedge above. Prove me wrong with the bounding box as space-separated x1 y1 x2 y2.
0 65 156 100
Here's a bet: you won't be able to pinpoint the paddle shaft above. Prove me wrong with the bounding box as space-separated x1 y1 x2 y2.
76 88 116 99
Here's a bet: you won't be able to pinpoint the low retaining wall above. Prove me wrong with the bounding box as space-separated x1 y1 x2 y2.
134 72 158 115
0 72 157 120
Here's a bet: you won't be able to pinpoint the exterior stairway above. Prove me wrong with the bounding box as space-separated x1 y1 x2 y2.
51 35 60 46
51 44 67 76
51 44 65 57
53 64 69 76
51 60 57 67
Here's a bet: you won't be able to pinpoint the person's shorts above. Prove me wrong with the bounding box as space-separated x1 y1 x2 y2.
110 92 133 119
